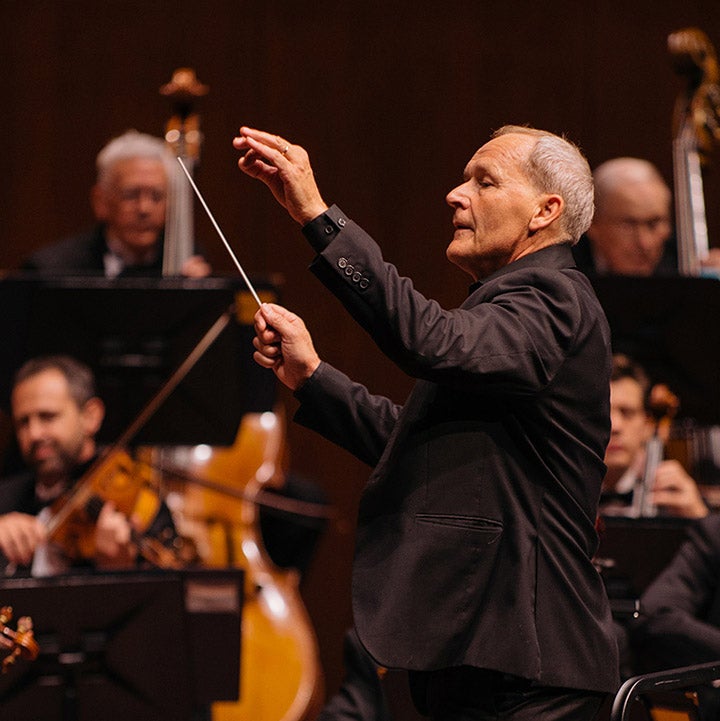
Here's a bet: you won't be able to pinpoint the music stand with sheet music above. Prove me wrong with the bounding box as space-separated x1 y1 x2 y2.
0 276 278 447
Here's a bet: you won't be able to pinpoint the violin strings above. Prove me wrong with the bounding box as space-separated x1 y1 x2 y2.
176 157 262 308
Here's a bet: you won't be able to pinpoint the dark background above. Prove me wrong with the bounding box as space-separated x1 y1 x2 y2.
2 0 720 702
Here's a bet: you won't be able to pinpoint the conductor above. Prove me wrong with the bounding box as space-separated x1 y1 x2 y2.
235 124 618 720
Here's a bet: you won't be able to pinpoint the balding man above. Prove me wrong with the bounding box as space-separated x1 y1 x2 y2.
236 124 618 721
573 157 676 276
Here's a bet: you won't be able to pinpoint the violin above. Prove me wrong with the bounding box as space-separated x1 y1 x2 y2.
43 447 192 569
0 606 39 673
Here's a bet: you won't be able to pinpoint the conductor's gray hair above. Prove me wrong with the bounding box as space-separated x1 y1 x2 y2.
493 125 594 244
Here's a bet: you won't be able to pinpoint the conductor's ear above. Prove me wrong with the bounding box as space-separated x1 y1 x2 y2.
529 194 563 232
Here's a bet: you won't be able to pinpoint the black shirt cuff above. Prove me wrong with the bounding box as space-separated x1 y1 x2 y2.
301 205 350 254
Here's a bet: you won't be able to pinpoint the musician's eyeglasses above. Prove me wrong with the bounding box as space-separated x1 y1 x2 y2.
116 187 167 204
606 216 671 234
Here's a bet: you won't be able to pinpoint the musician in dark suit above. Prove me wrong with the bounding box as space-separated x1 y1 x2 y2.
21 129 210 278
236 124 619 720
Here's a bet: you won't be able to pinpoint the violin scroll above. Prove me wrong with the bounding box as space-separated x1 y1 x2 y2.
0 606 39 673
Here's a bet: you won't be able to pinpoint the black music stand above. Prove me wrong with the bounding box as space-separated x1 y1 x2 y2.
590 275 720 425
0 569 244 721
0 276 278 446
595 516 691 616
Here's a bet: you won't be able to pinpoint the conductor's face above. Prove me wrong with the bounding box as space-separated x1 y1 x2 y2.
92 157 168 254
12 370 102 484
445 133 546 281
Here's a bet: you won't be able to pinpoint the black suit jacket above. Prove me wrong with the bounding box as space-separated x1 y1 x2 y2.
294 206 619 694
21 225 164 276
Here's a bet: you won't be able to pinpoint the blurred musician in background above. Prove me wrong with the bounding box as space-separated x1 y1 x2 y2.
0 355 176 576
600 353 708 519
573 158 677 276
20 130 211 278
572 157 720 276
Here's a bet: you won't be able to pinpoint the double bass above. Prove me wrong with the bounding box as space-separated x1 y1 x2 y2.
160 410 325 721
160 67 209 275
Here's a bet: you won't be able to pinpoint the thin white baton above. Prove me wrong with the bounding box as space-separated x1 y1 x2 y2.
176 156 262 308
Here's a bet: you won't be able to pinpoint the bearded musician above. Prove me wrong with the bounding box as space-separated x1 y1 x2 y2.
0 355 177 576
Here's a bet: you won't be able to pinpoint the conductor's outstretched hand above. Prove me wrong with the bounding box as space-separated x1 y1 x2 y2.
234 127 329 225
253 303 321 391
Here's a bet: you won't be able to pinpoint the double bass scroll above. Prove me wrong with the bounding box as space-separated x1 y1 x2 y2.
668 27 720 276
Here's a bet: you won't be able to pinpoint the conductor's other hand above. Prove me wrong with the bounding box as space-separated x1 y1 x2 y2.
253 303 321 391
233 127 329 225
